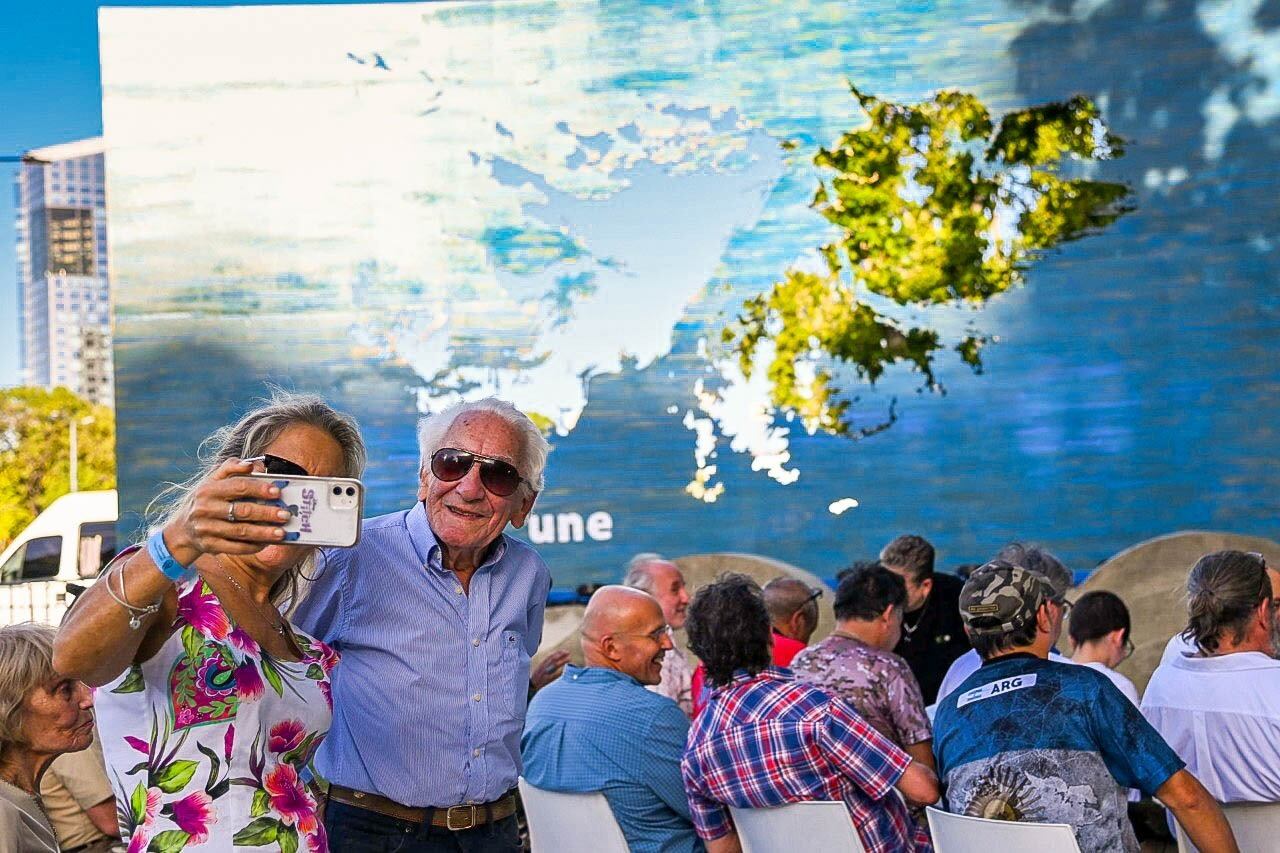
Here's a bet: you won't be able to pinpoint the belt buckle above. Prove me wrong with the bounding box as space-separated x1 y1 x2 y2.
445 804 478 831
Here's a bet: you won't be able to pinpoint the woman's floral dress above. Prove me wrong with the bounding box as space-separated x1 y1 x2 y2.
96 574 339 853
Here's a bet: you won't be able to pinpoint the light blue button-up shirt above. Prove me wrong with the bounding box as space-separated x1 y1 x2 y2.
294 500 551 807
522 665 703 853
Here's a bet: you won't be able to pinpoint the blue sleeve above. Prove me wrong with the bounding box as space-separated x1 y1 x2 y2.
640 701 694 820
524 558 552 656
291 547 349 645
1089 674 1184 795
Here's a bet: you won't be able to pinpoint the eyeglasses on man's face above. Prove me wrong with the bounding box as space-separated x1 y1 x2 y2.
430 447 526 497
613 625 674 644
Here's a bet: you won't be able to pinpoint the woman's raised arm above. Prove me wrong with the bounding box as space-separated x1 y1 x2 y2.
53 458 290 686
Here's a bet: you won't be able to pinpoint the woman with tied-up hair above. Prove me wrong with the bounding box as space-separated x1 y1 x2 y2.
0 623 95 853
54 391 366 853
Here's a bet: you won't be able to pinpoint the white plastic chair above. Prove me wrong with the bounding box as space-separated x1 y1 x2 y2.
729 801 867 853
927 806 1082 852
1174 800 1280 853
518 777 629 853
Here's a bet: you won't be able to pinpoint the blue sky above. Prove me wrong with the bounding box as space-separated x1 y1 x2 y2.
0 1 417 388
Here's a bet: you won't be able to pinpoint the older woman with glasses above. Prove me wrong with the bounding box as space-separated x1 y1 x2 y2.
54 391 366 853
0 623 95 853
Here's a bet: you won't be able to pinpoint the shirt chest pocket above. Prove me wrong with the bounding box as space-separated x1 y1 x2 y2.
496 630 530 716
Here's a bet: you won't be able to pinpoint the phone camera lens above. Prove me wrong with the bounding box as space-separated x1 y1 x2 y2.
345 487 355 496
332 486 341 495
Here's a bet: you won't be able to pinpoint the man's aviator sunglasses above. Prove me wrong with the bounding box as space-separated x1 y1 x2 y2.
430 448 526 497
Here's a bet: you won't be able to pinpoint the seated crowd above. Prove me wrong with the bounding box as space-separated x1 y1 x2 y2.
0 392 1266 853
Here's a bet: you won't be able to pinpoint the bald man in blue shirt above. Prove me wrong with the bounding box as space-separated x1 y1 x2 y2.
522 586 702 853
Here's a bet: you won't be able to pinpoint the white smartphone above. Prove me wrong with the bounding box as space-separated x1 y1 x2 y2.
249 473 364 547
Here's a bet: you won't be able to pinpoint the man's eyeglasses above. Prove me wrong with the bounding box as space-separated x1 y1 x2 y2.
804 587 824 605
1121 636 1135 661
430 448 526 497
613 625 674 644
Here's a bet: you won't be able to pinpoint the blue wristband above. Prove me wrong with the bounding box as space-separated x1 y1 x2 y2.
146 530 195 583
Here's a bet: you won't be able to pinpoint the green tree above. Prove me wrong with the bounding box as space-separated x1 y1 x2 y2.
722 86 1130 437
0 387 116 548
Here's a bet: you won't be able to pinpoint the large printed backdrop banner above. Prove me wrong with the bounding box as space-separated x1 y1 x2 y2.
102 1 1280 588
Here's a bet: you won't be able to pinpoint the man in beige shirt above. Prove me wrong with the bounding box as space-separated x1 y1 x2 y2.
623 553 694 715
38 739 120 852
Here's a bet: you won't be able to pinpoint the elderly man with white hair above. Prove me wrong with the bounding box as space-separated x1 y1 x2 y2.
624 553 694 716
294 398 552 852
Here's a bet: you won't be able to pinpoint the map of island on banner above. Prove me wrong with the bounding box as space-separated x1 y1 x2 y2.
102 1 1280 588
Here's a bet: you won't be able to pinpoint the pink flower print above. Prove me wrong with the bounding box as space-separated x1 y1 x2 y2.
319 680 332 712
234 660 265 701
177 582 232 641
176 706 196 727
304 823 329 853
263 763 319 834
169 790 217 843
315 642 339 676
268 719 306 754
227 625 260 658
124 736 149 755
224 723 236 760
126 786 163 852
125 830 149 853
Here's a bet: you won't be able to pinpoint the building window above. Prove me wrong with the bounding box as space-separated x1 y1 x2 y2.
45 208 95 275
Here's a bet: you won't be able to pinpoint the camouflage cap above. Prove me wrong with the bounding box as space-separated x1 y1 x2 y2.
958 560 1058 636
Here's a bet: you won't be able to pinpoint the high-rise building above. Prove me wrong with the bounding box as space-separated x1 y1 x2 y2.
14 137 112 406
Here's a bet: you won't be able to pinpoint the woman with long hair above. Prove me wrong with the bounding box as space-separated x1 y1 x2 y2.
54 391 365 852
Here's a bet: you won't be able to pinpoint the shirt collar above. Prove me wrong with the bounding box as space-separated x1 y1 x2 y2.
565 664 644 687
723 664 792 689
1170 649 1280 673
410 500 509 575
979 651 1043 668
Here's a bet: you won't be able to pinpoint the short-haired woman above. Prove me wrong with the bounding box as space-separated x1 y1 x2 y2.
0 623 95 853
54 391 365 852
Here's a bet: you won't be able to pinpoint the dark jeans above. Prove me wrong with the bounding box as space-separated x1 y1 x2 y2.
325 800 521 853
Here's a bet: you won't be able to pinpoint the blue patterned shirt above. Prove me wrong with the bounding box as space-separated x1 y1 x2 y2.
293 500 551 807
933 654 1184 853
523 666 702 853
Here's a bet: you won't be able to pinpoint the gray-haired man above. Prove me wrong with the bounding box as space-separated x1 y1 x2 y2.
295 398 552 852
623 554 693 716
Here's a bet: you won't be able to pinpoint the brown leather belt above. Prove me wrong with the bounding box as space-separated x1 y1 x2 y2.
328 784 518 831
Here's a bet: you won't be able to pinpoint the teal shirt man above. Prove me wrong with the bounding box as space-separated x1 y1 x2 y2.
523 665 701 853
521 585 703 853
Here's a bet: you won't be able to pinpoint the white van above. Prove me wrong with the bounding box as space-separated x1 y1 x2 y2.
0 490 119 626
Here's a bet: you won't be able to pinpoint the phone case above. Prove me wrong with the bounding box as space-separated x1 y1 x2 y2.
249 474 364 547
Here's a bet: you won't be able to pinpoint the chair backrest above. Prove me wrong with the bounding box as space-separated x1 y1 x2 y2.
517 778 630 853
926 806 1082 853
1174 800 1280 853
728 801 867 853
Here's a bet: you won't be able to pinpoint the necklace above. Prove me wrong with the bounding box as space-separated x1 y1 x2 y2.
900 608 924 636
0 774 56 843
213 557 290 642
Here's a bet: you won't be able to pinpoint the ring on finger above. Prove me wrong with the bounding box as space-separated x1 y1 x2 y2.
227 501 238 523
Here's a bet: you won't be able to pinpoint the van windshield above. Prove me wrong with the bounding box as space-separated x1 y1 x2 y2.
0 536 62 583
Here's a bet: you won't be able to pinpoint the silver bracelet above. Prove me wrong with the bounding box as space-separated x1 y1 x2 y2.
103 563 162 630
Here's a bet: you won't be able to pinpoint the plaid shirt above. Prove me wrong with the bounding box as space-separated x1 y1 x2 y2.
682 667 931 853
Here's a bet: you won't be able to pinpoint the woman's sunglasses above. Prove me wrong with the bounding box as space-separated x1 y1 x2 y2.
430 448 526 497
244 453 310 477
